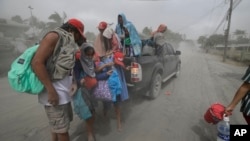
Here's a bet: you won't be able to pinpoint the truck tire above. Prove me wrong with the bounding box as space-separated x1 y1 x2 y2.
174 62 181 77
149 72 162 99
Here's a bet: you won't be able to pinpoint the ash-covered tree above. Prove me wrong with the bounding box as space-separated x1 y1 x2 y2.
232 29 249 44
85 31 96 42
142 26 152 38
47 11 67 30
11 15 24 23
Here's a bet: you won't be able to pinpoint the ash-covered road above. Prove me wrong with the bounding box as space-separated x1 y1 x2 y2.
0 43 248 141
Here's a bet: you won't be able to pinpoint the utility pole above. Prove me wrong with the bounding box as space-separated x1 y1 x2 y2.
28 5 35 35
223 0 233 62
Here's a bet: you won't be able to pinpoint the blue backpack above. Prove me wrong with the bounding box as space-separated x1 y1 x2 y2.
8 44 44 94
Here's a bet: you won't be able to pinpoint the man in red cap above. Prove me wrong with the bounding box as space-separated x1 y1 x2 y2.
32 18 85 141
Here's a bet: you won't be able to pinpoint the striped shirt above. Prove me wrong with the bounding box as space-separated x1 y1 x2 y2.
240 66 250 116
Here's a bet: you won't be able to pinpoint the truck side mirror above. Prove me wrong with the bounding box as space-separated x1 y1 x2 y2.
175 50 181 55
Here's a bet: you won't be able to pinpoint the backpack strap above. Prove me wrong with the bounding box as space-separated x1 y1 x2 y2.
50 28 70 63
46 27 77 80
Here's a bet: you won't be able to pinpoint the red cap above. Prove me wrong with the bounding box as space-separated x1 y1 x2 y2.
114 51 125 68
67 18 86 40
98 21 108 30
75 49 81 60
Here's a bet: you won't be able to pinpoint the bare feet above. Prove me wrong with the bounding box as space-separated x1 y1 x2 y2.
117 122 122 132
87 135 96 141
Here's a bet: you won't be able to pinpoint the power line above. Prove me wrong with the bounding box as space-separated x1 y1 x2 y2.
212 0 242 34
176 1 226 32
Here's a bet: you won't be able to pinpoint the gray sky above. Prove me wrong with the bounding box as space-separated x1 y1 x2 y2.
0 0 249 39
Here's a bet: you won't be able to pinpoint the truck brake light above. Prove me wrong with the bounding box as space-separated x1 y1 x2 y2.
131 62 142 82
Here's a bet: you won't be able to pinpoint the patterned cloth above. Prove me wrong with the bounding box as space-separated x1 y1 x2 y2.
240 66 250 116
92 80 113 102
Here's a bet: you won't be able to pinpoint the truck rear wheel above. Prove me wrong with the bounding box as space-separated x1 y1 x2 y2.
149 73 162 99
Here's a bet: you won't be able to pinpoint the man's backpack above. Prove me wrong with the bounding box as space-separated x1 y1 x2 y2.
8 28 77 95
8 44 44 94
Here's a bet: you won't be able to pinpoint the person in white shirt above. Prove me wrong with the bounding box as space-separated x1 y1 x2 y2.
32 18 86 141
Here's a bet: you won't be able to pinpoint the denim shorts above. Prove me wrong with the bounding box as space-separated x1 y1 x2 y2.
44 102 73 133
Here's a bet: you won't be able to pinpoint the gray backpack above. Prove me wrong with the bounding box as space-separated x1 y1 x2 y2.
46 27 78 81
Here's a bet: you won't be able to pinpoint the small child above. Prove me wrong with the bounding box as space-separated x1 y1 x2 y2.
123 27 132 57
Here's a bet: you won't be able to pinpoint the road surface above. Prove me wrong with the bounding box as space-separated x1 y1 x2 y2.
0 42 248 141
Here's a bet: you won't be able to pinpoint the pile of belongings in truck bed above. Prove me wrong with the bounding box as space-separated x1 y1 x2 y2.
141 38 156 56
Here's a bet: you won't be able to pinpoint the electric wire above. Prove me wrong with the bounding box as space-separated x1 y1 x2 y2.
176 1 226 32
212 0 242 34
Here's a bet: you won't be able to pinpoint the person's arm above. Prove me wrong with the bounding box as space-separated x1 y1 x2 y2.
69 71 77 97
31 32 59 106
95 62 114 72
95 64 106 72
96 70 112 80
73 60 83 87
125 65 131 71
225 82 250 115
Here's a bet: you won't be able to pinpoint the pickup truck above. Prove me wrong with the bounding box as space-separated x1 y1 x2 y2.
123 41 181 99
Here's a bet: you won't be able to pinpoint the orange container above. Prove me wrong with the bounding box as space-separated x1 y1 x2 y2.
204 103 225 124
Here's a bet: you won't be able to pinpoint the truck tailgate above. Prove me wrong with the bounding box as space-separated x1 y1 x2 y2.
123 56 159 87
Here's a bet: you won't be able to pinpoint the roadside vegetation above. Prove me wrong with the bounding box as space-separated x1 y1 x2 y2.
197 30 250 65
